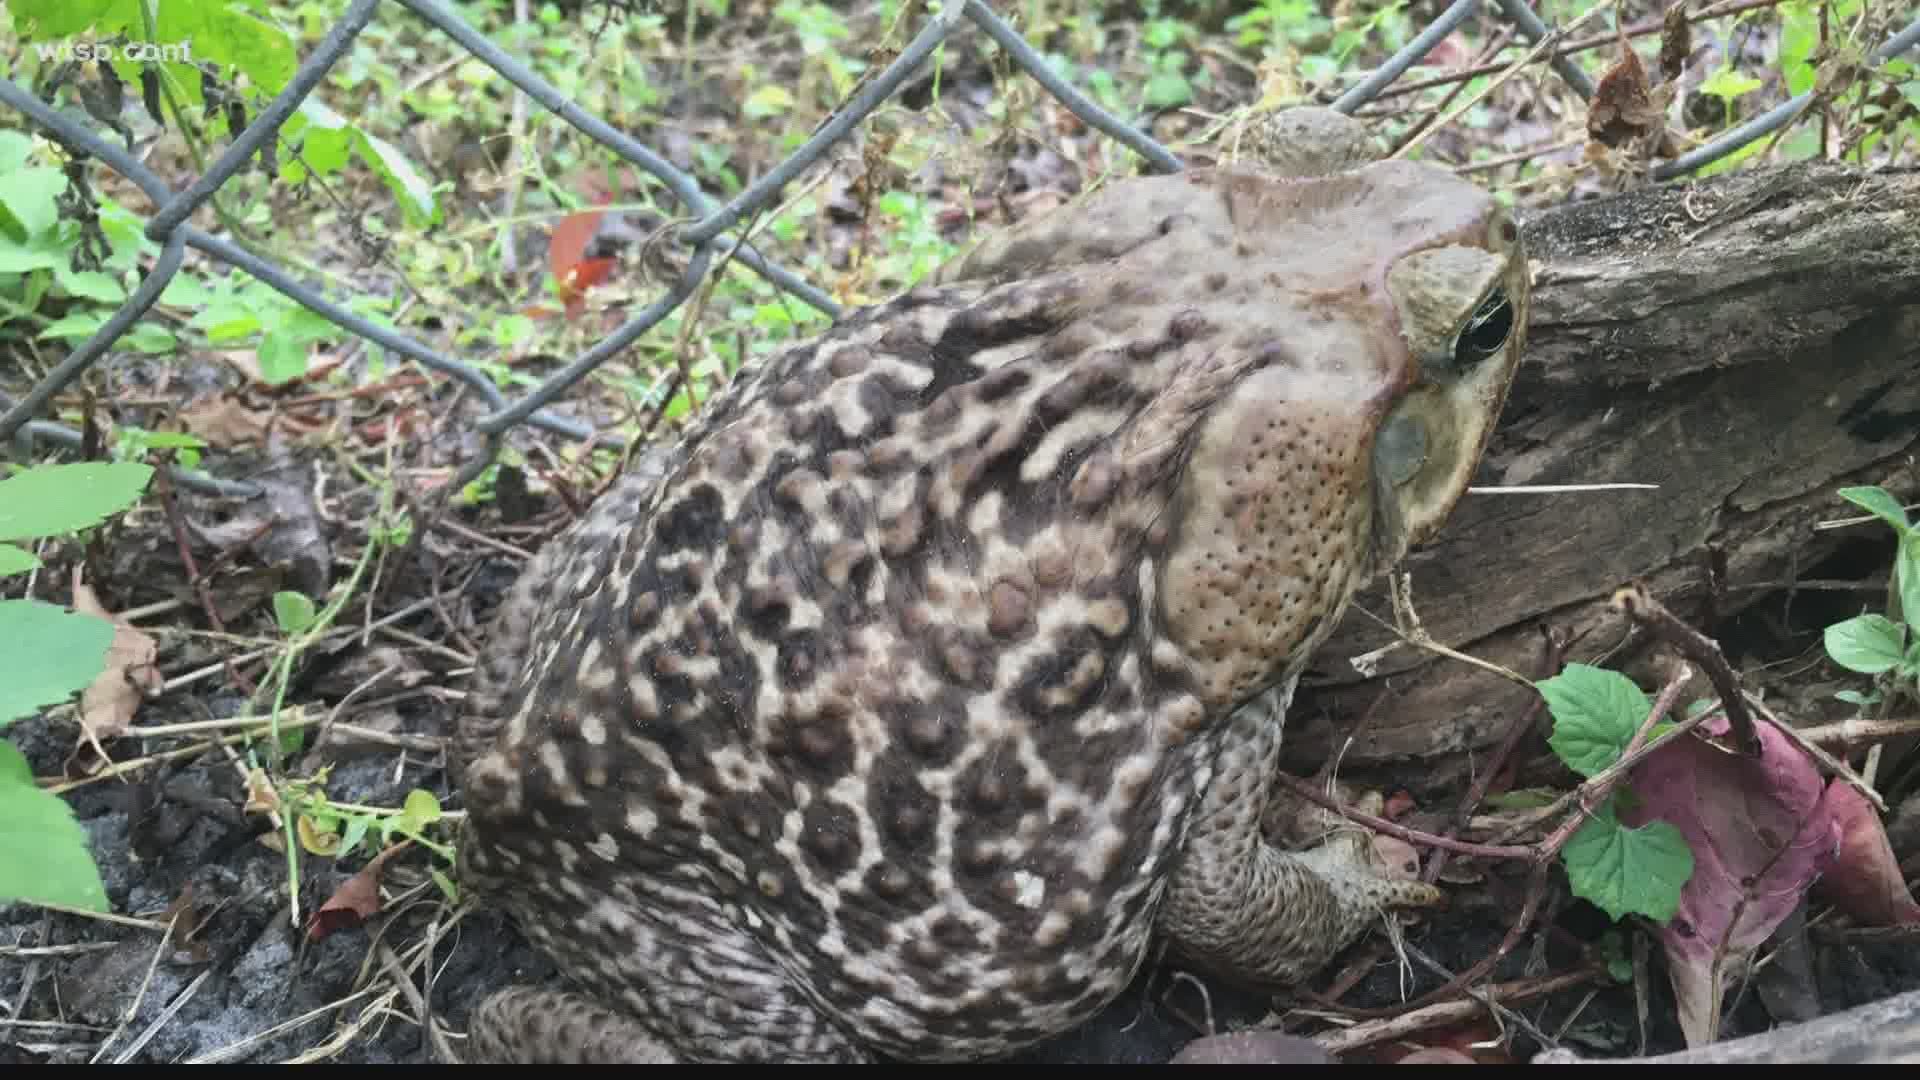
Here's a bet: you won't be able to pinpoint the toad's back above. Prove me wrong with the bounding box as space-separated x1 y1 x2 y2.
452 115 1529 1063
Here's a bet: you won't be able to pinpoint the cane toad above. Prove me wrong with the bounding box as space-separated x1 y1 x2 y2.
450 106 1530 1063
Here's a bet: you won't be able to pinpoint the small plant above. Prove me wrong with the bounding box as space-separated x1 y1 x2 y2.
0 458 156 913
237 485 462 921
1821 485 1920 692
1535 663 1695 924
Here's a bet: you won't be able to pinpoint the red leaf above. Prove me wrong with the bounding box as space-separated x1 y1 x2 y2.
546 209 603 282
306 843 405 941
1622 712 1842 1046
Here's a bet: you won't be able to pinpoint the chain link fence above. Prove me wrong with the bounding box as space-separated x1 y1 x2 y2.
3 0 1917 501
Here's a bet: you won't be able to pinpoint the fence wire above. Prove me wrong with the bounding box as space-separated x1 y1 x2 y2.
2 0 1917 502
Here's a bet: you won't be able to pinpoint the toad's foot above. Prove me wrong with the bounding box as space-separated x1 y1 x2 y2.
463 983 872 1064
1157 680 1443 988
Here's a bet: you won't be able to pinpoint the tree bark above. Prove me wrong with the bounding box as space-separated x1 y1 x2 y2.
1281 161 1920 783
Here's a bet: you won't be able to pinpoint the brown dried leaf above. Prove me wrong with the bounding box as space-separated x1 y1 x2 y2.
1659 4 1693 82
306 841 406 941
1587 29 1667 149
243 766 280 815
182 455 334 600
177 564 285 626
69 571 162 743
160 884 214 964
176 391 274 448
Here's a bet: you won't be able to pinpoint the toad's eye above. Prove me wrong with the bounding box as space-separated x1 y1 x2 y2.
1453 287 1513 367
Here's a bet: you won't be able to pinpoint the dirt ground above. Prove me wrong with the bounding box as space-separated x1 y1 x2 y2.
6 0 1920 1064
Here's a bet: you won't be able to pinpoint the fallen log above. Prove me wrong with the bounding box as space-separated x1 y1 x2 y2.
1284 160 1920 782
1532 984 1920 1064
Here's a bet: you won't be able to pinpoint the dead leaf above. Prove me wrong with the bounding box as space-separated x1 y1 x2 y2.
309 643 431 700
172 564 285 626
160 884 214 964
1587 28 1669 149
1622 711 1842 1047
183 454 333 601
70 570 163 744
298 813 343 856
1373 832 1427 881
176 391 275 448
1814 781 1920 926
1658 3 1693 83
1421 30 1476 70
306 841 407 941
546 208 618 321
243 766 281 816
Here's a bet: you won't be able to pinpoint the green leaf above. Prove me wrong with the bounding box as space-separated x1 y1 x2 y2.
126 321 177 354
1825 613 1906 675
0 600 118 726
55 267 128 304
0 461 154 542
0 130 33 175
38 311 110 341
0 543 41 576
160 273 212 306
352 130 438 228
396 788 443 838
0 166 68 238
0 741 111 912
404 788 442 824
1563 797 1694 923
1779 3 1821 94
256 327 311 384
127 431 207 453
273 590 316 635
338 813 372 858
0 226 72 272
1699 68 1764 101
167 1 299 100
10 0 137 41
1838 485 1911 535
192 298 264 342
1537 663 1651 778
430 867 460 904
744 84 793 118
281 102 355 180
1897 536 1920 632
1145 70 1193 108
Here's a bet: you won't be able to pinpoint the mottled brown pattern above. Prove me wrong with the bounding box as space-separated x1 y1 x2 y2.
451 106 1530 1063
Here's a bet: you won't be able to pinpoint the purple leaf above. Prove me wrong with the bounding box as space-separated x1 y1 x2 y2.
1815 780 1920 927
1620 712 1841 1046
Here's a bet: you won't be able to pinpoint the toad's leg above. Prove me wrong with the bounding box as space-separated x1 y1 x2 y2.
1156 677 1443 987
458 869 868 1063
466 987 676 1063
